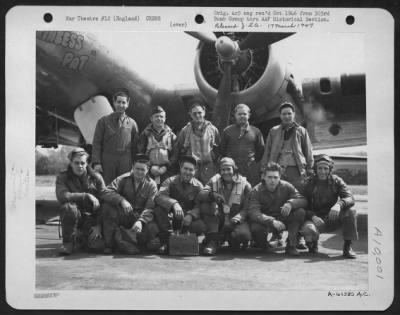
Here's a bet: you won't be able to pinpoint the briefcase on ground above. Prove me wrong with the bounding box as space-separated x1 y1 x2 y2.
168 231 199 256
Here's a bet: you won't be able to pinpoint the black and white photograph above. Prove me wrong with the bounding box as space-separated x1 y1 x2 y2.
5 6 394 310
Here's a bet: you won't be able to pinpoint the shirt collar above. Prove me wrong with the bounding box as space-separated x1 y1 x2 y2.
261 180 281 193
67 166 88 178
131 174 146 186
281 122 298 131
236 122 250 131
179 175 194 186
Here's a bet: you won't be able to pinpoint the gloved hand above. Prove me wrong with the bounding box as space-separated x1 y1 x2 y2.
208 191 224 206
120 199 133 215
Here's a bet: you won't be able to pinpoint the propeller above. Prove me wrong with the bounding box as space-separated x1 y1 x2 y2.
212 61 233 132
189 32 295 132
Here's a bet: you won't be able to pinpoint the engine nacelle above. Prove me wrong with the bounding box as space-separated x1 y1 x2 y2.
194 40 299 124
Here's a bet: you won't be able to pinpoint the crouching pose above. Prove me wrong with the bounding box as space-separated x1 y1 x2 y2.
55 148 106 255
154 155 209 255
102 155 159 255
299 154 358 258
197 157 252 254
248 162 307 256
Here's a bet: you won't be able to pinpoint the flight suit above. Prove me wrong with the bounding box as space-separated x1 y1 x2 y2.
102 173 159 251
248 180 307 248
137 123 177 185
154 175 206 246
197 173 252 249
92 112 139 184
55 166 106 247
299 174 358 242
172 121 220 184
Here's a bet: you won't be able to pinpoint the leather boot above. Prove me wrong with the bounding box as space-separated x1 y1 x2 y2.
285 241 300 256
296 234 308 250
306 241 318 254
157 233 170 255
59 242 73 255
203 233 219 256
343 241 356 259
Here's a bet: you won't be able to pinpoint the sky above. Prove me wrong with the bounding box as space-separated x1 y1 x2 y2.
97 31 364 90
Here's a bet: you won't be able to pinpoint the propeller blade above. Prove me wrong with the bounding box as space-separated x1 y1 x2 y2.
239 32 295 50
185 31 217 44
212 62 233 132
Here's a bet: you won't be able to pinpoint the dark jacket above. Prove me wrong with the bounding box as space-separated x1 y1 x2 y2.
92 112 139 165
197 174 252 223
300 174 355 219
102 173 157 224
220 124 265 164
248 180 307 224
55 166 106 210
155 175 203 219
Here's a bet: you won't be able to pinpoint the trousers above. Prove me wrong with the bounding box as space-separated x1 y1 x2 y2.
300 208 358 242
236 160 261 187
59 202 97 244
200 202 252 243
102 152 132 185
102 203 159 249
154 206 209 244
250 208 305 248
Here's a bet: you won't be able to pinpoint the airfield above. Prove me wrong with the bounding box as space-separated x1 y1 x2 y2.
36 175 368 291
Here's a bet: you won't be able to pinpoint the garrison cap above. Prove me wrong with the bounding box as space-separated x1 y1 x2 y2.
151 106 165 115
179 155 198 167
279 102 295 113
314 154 334 167
68 147 89 161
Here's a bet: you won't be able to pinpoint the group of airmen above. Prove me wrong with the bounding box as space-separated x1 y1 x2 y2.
55 89 358 258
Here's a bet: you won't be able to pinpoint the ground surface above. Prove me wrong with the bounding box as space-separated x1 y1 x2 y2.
36 175 368 291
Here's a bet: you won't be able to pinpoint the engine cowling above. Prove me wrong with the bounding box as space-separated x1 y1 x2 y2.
194 33 299 125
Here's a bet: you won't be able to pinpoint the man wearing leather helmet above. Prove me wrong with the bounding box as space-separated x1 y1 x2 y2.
197 157 252 254
299 154 358 258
